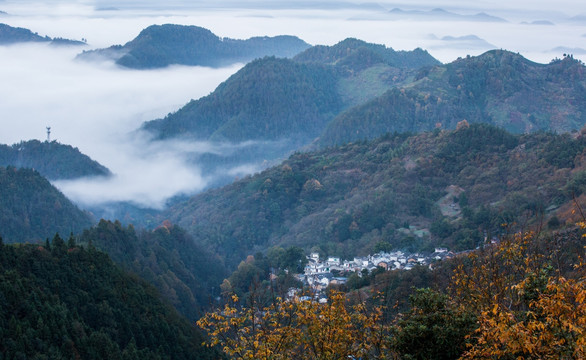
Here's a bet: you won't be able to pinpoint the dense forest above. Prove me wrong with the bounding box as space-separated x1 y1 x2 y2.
0 166 93 243
143 38 440 143
142 48 586 151
78 220 226 321
160 124 586 269
76 24 310 69
0 234 219 359
0 140 110 180
141 38 440 188
320 51 586 145
0 23 85 45
143 56 342 143
293 37 439 70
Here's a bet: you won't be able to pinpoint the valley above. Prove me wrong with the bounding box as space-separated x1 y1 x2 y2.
1 2 586 358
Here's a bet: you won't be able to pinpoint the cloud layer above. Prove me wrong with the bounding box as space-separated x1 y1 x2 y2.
1 0 585 210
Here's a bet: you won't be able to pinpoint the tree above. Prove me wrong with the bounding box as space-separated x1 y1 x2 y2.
452 230 586 359
391 288 476 360
197 291 391 359
461 273 586 359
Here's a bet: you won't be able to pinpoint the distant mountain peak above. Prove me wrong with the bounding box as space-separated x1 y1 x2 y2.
293 38 440 70
77 23 310 69
387 7 506 22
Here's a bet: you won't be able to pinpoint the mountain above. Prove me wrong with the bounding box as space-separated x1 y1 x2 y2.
0 23 86 46
0 166 94 243
141 39 439 186
143 56 342 142
388 8 506 22
159 124 586 269
319 51 586 146
142 38 440 142
0 235 218 359
79 220 227 321
293 38 439 70
0 140 111 180
293 38 440 107
77 24 310 69
432 34 495 50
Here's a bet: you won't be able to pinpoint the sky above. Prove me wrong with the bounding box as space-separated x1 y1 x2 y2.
0 0 585 210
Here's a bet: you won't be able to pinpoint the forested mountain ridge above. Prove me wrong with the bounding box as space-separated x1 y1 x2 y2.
319 50 586 145
160 124 586 269
77 24 310 69
0 23 86 45
143 56 342 143
293 37 439 70
0 139 111 180
79 219 227 321
143 38 441 142
140 39 440 188
0 166 93 243
0 235 219 359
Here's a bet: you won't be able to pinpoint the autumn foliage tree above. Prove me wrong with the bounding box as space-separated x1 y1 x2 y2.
197 291 391 360
452 229 586 359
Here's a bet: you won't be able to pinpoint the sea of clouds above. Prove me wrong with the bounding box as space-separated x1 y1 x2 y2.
1 0 585 210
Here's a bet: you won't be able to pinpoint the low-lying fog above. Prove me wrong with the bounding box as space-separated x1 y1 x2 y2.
1 0 585 211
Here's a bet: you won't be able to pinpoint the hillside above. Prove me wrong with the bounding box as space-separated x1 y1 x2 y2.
160 124 586 268
319 51 586 145
294 38 440 107
77 24 310 69
143 56 342 142
79 220 227 321
143 38 440 142
0 235 218 359
0 166 93 243
0 23 86 45
141 39 439 187
293 37 439 70
0 140 111 180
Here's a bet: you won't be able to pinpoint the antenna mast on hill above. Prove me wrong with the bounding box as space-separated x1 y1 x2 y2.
46 126 51 142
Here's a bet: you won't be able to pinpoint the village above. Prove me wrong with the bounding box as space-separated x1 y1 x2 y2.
288 248 454 301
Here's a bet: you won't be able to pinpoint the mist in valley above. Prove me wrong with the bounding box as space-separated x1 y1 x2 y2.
1 0 585 216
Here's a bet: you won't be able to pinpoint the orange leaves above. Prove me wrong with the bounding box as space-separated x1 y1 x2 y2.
462 275 586 359
454 231 586 359
197 291 391 360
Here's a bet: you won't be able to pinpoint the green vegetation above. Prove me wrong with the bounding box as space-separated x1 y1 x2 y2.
390 288 477 360
294 38 439 109
0 140 110 180
144 38 440 144
143 56 342 142
161 124 586 270
0 234 219 359
293 37 439 70
0 166 93 243
79 220 226 321
219 246 306 300
320 51 586 145
77 24 310 69
0 23 85 45
0 23 49 43
141 39 440 188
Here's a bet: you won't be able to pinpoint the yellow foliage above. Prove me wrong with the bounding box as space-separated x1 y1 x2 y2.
197 291 391 360
452 231 586 359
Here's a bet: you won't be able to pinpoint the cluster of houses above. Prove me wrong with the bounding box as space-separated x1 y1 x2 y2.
292 248 454 295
